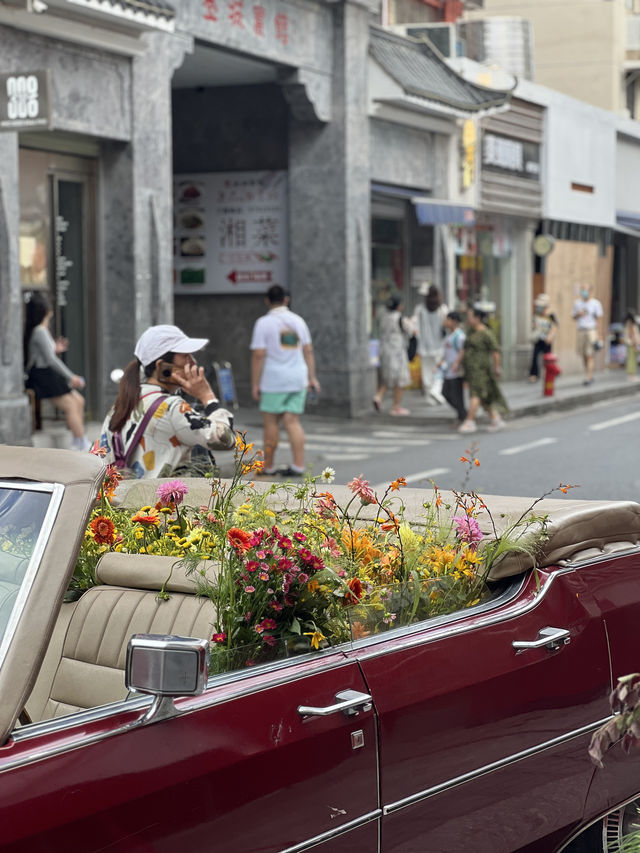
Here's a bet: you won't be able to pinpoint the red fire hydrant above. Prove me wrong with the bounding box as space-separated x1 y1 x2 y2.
543 352 561 397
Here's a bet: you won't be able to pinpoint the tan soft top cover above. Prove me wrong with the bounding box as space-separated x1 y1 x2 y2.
0 447 105 742
115 479 640 582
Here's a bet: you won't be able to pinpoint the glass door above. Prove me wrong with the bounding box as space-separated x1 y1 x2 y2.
19 148 97 417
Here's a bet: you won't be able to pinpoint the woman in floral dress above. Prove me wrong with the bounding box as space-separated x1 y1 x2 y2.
374 297 413 416
458 307 507 434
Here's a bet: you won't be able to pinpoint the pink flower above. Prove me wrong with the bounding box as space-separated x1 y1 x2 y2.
322 537 342 558
293 532 307 542
156 479 188 507
244 585 255 594
347 475 376 506
453 515 483 546
259 571 270 581
211 632 227 644
263 634 277 647
298 573 309 584
255 617 277 633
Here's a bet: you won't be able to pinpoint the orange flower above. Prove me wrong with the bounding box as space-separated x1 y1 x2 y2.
351 621 371 640
474 458 480 467
390 477 407 491
90 515 116 545
460 456 469 463
380 511 400 532
227 527 252 554
344 577 363 605
131 509 160 526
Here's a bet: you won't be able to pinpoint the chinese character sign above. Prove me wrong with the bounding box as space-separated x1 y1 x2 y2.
174 170 288 295
0 70 51 131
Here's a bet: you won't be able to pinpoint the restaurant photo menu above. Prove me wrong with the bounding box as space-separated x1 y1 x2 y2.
173 170 288 295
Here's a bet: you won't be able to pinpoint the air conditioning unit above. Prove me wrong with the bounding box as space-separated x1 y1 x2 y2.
387 22 463 58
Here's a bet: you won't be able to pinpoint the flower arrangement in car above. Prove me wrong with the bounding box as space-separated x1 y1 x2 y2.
75 437 574 672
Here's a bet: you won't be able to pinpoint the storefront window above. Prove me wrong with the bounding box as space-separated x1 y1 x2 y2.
454 218 511 340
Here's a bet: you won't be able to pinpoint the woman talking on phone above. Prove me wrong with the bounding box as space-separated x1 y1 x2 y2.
97 325 235 478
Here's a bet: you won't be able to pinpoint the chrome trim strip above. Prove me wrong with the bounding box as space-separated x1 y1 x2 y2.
383 716 612 815
11 694 152 743
277 810 382 853
1 709 150 774
0 482 64 666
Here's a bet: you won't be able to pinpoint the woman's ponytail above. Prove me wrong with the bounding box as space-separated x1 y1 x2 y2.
109 359 142 433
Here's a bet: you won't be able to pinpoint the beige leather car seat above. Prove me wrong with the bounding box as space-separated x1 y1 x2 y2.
29 553 217 722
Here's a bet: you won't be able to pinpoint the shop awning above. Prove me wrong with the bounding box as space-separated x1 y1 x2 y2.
413 197 475 226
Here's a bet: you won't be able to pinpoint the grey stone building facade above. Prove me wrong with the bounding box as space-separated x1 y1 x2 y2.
0 0 509 446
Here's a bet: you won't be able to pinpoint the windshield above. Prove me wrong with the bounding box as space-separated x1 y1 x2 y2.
0 486 52 653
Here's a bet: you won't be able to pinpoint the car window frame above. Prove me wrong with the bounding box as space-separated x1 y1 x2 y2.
0 479 64 669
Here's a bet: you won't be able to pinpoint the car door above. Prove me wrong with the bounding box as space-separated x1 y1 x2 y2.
1 652 379 852
355 566 612 853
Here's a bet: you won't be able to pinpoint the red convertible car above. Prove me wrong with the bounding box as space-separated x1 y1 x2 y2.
1 447 640 852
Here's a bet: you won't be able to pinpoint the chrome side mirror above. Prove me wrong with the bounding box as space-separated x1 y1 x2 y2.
126 634 209 724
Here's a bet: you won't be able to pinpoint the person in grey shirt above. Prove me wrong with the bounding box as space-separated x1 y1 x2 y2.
24 291 90 450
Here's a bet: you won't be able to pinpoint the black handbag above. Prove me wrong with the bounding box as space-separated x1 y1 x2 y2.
400 315 418 361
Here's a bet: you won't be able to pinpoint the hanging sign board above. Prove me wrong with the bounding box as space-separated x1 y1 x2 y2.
0 70 51 131
173 170 288 295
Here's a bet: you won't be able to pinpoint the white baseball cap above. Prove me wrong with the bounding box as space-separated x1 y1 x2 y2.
134 325 209 366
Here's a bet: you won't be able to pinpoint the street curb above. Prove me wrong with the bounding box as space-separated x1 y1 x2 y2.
363 381 640 427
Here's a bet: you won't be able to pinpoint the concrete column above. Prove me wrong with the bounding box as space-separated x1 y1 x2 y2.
0 133 31 445
288 1 372 417
98 32 192 415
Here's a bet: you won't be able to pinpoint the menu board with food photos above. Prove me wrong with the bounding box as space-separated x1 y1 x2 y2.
173 170 288 295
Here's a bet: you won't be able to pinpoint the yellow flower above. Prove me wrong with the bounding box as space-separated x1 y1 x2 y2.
304 630 327 650
264 509 276 518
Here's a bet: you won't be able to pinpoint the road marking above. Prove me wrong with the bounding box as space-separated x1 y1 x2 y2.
589 411 640 431
499 438 558 456
374 467 449 491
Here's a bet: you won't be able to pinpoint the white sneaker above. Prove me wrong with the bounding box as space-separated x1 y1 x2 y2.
487 417 505 433
458 420 477 434
429 390 445 405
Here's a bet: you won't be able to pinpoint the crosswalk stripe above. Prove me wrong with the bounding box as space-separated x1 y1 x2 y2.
588 411 640 431
499 438 557 456
374 467 449 491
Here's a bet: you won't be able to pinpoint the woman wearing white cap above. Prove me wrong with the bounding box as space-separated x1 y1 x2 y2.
96 324 235 478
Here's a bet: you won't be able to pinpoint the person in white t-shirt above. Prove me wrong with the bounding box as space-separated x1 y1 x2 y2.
572 284 603 385
250 285 320 477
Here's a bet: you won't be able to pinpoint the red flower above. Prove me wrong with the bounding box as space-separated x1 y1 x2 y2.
211 632 227 644
227 527 252 554
344 577 363 605
90 515 116 545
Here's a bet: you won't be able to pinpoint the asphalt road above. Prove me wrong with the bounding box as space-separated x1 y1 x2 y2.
238 396 640 502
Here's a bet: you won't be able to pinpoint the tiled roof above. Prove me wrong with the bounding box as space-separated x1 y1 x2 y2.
370 27 511 113
114 0 175 18
65 0 175 27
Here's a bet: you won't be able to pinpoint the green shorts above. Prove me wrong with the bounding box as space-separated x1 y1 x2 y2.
260 390 307 414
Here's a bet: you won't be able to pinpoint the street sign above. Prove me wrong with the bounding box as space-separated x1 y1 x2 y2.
0 70 51 131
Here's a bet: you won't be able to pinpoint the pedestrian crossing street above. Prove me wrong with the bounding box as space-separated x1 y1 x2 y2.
270 427 432 463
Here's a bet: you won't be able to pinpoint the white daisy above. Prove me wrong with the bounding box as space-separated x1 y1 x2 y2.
320 466 336 484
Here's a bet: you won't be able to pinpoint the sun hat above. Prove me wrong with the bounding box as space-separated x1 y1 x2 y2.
134 325 209 367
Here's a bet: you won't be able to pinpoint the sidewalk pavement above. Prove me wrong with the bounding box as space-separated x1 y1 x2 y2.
372 367 640 428
30 367 640 451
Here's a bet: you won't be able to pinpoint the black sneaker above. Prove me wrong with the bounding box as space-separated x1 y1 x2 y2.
278 466 304 477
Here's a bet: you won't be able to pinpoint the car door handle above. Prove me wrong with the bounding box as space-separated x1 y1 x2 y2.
512 626 571 652
297 689 373 718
